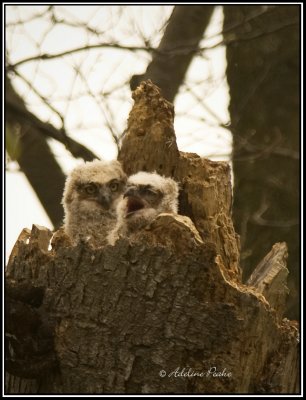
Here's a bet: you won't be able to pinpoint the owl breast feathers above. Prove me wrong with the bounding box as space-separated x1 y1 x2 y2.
62 159 126 247
108 171 179 244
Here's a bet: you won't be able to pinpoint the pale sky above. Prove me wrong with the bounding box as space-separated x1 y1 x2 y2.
5 5 231 262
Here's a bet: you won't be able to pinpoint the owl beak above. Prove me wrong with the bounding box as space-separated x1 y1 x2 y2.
124 186 138 198
125 197 145 217
97 190 111 209
123 187 145 217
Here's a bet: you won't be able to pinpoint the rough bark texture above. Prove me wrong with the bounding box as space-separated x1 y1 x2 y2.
5 82 299 394
119 81 240 282
223 5 300 319
130 5 214 102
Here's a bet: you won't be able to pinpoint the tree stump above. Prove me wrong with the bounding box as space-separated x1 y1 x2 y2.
5 81 299 394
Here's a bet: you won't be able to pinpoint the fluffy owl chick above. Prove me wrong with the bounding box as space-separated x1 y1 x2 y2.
62 159 126 247
108 171 179 244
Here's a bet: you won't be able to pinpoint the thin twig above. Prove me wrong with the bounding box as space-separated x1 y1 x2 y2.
7 43 154 70
13 69 65 127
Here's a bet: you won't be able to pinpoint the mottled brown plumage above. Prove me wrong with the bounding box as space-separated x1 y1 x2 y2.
62 159 126 247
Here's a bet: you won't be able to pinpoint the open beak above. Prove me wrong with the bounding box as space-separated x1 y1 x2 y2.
125 196 145 217
123 187 145 217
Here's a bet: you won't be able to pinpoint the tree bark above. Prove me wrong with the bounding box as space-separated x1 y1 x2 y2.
223 5 300 319
5 81 299 394
119 81 240 281
130 5 214 102
247 242 289 318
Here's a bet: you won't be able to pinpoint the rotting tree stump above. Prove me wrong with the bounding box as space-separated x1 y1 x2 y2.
5 81 299 394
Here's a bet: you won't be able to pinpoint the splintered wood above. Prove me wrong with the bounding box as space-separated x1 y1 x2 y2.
120 80 239 280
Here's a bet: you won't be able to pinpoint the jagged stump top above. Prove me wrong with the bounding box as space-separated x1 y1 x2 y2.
119 80 179 176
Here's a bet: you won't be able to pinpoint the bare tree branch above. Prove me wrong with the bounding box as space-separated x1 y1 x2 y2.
6 5 298 77
76 67 121 149
6 74 98 161
5 5 52 27
6 77 66 228
6 43 154 71
130 5 215 102
13 69 66 126
251 197 299 228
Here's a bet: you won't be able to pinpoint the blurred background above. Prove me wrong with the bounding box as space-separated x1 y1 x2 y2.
5 5 300 318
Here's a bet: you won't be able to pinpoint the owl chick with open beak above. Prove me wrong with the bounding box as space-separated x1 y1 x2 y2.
108 171 179 244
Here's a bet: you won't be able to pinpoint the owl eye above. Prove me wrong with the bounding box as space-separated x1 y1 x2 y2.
109 181 119 192
146 188 157 195
144 186 159 197
84 183 98 195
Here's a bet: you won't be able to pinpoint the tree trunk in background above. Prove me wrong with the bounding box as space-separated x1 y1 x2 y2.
223 5 300 319
6 77 65 228
130 5 214 102
5 82 299 394
5 75 98 228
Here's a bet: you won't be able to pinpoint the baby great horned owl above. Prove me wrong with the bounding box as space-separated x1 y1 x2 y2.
108 171 179 244
62 159 126 247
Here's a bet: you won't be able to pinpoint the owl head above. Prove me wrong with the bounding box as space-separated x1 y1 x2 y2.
62 159 127 217
116 171 179 228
